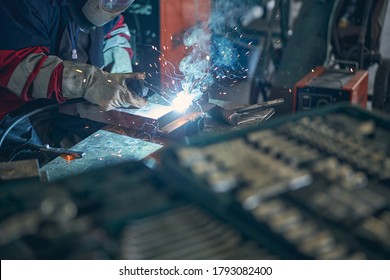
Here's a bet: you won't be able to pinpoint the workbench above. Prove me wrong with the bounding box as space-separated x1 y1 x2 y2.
40 97 275 182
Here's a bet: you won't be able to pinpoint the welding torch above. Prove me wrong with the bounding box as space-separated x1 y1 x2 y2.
208 98 284 126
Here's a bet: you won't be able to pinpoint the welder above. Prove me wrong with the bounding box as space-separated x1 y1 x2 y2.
0 0 148 163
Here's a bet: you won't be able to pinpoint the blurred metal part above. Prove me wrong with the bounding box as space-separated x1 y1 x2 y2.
0 159 40 181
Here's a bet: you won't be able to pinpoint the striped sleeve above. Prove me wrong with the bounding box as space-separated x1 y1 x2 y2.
104 15 133 59
0 47 66 103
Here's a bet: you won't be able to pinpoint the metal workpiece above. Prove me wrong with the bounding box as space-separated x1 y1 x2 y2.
283 221 318 244
312 158 369 189
240 181 292 210
237 183 275 210
354 188 387 210
306 186 381 225
123 223 239 259
120 206 206 232
329 188 373 219
59 101 205 140
379 211 390 227
119 205 274 260
176 135 312 198
284 115 390 180
0 159 40 181
247 129 276 143
205 171 238 193
247 197 360 260
316 244 349 260
235 168 274 185
209 242 277 260
298 230 336 256
176 147 208 166
0 185 82 248
123 219 222 250
41 129 163 181
163 106 390 259
357 216 390 248
252 200 286 220
0 211 41 247
189 160 220 177
267 208 303 233
150 229 241 260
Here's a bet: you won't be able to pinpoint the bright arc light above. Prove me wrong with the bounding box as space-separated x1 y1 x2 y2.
171 91 194 112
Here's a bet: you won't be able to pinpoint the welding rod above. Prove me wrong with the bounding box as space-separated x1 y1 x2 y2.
236 98 285 114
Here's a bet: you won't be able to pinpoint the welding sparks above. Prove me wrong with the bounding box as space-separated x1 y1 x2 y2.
171 91 195 112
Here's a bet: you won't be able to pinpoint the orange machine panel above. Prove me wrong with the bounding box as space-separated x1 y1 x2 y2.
160 0 211 92
294 66 368 112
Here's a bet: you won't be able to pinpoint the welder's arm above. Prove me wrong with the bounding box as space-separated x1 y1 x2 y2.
0 47 66 104
0 48 147 111
103 15 134 74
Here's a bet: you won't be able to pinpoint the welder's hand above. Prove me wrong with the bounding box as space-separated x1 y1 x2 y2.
126 78 149 98
62 61 148 111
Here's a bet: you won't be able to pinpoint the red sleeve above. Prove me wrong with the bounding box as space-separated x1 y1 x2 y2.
0 47 66 103
104 15 133 59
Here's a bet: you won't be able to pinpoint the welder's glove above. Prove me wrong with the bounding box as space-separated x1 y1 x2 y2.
62 61 148 111
126 78 149 98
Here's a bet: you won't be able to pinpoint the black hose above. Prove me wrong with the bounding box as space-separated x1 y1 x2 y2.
0 98 85 151
358 0 374 68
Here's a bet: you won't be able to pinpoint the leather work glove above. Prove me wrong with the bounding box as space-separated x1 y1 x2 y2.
62 61 148 111
126 78 149 98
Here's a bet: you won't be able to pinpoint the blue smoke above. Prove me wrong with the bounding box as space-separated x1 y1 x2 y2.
178 0 261 99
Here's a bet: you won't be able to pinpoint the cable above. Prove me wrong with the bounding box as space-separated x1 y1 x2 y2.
325 0 341 67
0 98 84 151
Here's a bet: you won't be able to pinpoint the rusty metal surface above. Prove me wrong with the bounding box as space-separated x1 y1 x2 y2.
0 160 40 181
41 129 163 181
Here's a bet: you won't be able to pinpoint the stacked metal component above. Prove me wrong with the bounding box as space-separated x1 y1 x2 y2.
120 205 276 260
166 105 390 259
0 161 275 259
1 105 389 259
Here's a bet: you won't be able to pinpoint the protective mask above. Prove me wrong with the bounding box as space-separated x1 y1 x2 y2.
68 0 134 31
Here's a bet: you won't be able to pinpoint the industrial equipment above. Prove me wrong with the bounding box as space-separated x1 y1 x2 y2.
1 104 389 259
293 66 368 112
162 104 390 259
260 0 390 114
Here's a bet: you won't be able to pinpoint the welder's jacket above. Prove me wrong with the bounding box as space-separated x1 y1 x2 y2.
0 0 133 120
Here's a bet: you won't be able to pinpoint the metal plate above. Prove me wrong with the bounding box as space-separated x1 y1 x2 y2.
59 102 183 134
41 129 163 181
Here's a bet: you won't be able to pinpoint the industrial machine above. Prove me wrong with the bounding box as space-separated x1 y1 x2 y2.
255 0 390 114
293 66 368 112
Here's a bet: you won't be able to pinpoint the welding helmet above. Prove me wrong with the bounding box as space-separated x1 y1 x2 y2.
68 0 134 31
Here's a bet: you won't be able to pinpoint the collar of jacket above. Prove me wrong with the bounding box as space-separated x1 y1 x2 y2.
52 0 68 6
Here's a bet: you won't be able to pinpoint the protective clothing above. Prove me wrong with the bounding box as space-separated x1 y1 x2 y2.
62 61 147 110
102 17 134 73
68 0 135 31
0 0 139 163
0 0 136 120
